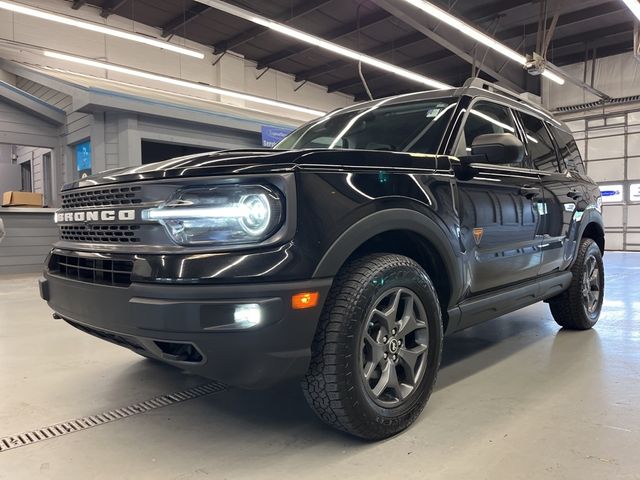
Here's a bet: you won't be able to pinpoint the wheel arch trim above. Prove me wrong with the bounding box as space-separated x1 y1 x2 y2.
312 208 464 305
577 209 605 252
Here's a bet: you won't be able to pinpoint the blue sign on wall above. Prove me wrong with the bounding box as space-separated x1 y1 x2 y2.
261 125 294 148
75 141 92 177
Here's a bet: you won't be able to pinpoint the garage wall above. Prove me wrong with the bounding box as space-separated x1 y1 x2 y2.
545 51 640 251
543 52 640 109
0 210 57 274
0 97 60 148
561 110 640 251
0 0 353 122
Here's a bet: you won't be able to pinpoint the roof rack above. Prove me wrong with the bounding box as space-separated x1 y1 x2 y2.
461 77 562 126
462 77 524 101
461 77 546 110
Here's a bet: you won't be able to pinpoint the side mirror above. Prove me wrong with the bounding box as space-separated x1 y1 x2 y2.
471 133 524 165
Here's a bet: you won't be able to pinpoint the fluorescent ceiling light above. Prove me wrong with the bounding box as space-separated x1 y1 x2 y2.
43 51 325 116
0 0 204 59
194 0 451 90
622 0 640 20
539 69 565 85
400 0 565 85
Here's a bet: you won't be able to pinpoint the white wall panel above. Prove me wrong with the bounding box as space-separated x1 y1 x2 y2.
627 205 640 227
587 159 625 182
606 233 624 250
602 205 624 228
628 157 640 180
628 133 640 157
587 135 625 160
625 233 640 243
587 126 625 138
629 111 640 125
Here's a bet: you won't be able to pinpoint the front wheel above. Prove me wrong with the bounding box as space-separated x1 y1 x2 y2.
549 238 604 330
302 254 443 440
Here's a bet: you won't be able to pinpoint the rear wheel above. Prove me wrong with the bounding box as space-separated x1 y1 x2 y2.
549 238 604 330
302 253 443 440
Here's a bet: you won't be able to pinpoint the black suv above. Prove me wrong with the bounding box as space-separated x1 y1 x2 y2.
40 79 605 440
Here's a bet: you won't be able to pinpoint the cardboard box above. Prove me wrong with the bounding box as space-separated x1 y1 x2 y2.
2 191 44 207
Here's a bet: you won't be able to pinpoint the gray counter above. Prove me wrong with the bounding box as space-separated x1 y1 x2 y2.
0 208 57 275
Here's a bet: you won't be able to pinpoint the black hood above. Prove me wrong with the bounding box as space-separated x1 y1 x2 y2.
63 148 449 190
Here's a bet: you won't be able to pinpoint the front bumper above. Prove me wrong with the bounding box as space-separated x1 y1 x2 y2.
40 271 333 389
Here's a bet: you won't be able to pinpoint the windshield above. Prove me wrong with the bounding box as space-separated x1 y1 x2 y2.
276 98 457 154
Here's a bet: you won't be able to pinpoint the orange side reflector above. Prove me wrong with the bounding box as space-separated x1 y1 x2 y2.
291 291 319 310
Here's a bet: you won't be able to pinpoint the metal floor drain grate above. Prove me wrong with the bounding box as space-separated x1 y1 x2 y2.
0 381 226 453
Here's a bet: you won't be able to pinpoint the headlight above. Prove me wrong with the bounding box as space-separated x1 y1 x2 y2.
143 185 283 246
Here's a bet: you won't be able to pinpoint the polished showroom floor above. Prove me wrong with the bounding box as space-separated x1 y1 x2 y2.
0 252 638 479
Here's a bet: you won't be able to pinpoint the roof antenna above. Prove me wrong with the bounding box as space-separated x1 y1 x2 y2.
356 1 374 100
358 61 374 100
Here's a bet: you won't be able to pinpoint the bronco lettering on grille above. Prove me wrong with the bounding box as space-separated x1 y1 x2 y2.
55 209 136 223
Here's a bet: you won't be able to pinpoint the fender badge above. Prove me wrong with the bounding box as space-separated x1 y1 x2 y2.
473 227 484 245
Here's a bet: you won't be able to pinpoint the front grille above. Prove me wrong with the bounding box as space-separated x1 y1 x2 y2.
60 225 141 243
61 186 143 209
49 253 133 286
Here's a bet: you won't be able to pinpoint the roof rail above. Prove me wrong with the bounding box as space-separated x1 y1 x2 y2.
461 77 552 114
461 77 524 102
461 77 564 127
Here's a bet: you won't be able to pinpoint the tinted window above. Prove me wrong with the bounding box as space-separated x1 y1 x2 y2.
551 126 585 175
458 101 517 158
519 113 559 172
277 99 456 154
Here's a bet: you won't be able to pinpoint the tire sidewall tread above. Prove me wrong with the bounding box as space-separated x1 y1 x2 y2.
549 238 604 330
302 253 443 440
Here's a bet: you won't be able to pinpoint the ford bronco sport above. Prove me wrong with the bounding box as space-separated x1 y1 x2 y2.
40 79 605 439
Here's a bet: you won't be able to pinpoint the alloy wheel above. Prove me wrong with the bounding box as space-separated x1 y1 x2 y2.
582 254 601 315
360 287 429 407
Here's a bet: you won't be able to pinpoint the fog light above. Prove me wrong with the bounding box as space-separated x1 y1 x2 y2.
234 304 262 329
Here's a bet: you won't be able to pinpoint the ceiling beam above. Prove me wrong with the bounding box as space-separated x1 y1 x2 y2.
71 0 86 10
372 0 526 91
552 41 633 66
327 49 455 93
212 0 332 54
330 1 626 96
100 0 128 18
495 1 626 45
342 25 629 99
256 10 392 69
295 32 426 82
161 3 210 38
294 0 532 84
546 22 634 54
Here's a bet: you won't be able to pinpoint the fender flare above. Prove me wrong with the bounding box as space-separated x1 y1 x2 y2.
312 208 464 304
577 208 605 249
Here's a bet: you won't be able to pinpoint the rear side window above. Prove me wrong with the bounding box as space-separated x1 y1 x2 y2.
551 126 586 175
519 113 560 173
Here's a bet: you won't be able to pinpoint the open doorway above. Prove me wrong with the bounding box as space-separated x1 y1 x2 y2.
0 144 54 207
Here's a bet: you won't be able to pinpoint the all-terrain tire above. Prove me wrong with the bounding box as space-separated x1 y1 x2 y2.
301 253 443 440
549 238 604 330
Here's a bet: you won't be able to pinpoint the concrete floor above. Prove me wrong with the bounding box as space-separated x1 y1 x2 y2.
0 252 639 480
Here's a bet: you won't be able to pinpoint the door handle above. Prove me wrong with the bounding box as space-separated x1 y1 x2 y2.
567 189 583 200
519 186 541 199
